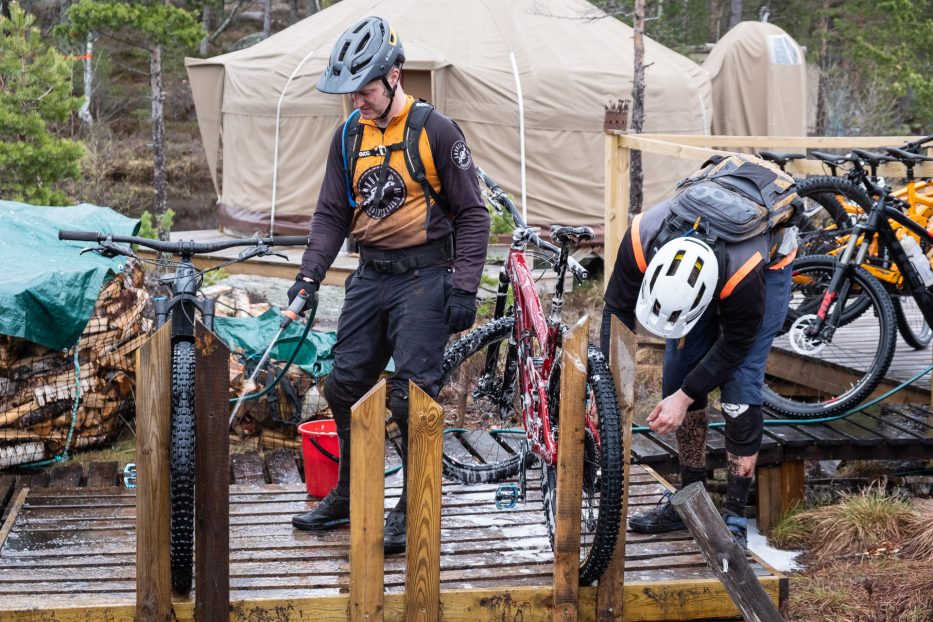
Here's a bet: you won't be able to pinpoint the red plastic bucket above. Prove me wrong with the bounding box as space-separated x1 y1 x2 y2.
298 419 340 498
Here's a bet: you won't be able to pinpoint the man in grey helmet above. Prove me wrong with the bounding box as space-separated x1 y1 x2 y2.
287 16 489 555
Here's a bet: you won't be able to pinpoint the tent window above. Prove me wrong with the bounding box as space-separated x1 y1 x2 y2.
768 35 800 65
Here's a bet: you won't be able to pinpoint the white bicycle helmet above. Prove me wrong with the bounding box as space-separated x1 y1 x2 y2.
635 237 719 338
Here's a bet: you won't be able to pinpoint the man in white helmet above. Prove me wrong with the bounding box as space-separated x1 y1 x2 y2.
600 157 798 549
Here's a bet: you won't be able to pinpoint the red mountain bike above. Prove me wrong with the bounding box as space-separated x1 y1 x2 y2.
436 167 623 585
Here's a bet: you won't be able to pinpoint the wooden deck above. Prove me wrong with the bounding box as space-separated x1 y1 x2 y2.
0 457 785 621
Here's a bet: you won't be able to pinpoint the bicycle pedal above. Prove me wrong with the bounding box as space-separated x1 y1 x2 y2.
123 463 137 489
495 483 521 509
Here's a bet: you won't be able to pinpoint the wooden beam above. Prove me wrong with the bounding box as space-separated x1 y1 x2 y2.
604 134 631 290
194 322 230 618
756 460 805 535
553 317 588 622
135 321 173 622
406 382 443 622
597 317 637 621
350 379 387 622
0 487 28 550
671 483 784 622
609 133 927 149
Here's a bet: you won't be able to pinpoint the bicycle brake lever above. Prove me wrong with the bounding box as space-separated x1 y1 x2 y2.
238 245 288 261
80 241 136 259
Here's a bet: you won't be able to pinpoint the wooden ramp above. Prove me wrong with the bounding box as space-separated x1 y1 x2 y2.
0 464 785 621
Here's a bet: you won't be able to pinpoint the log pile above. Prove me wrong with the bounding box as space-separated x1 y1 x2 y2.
0 261 151 468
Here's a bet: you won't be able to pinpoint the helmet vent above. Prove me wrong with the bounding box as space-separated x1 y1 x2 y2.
688 259 702 287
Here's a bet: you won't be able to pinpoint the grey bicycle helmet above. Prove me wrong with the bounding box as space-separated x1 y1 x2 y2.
317 16 406 94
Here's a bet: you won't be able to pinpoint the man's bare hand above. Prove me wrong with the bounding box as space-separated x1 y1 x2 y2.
646 389 695 435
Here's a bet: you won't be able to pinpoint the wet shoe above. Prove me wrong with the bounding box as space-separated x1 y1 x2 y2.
721 509 748 550
383 502 406 555
628 491 686 533
292 490 350 531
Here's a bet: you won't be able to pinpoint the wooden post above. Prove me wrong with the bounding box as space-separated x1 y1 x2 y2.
604 132 631 286
597 317 637 621
671 483 784 622
553 317 589 622
135 321 173 622
405 382 443 622
756 460 804 534
350 379 387 622
194 322 230 619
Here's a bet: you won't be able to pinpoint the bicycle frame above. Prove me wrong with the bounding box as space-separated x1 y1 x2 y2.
153 253 216 339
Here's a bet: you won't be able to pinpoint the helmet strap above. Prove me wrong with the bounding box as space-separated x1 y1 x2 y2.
377 75 398 121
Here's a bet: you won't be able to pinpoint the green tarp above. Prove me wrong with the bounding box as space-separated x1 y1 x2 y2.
213 308 336 377
0 201 139 351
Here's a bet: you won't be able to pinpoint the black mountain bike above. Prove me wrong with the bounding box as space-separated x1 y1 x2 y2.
59 230 307 594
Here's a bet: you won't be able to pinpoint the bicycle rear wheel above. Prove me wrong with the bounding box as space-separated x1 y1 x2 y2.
541 345 622 585
437 316 526 484
170 340 196 594
762 255 896 418
893 294 933 349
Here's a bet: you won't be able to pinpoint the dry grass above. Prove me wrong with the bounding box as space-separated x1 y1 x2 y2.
902 500 933 561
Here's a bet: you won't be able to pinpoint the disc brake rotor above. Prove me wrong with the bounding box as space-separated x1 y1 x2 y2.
789 313 827 355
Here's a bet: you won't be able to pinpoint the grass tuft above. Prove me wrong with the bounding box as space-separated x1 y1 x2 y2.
902 500 933 561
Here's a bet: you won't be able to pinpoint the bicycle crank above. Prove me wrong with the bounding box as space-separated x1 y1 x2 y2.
788 314 827 355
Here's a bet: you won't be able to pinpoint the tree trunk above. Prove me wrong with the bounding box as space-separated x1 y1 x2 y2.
78 35 94 125
709 0 719 42
150 43 168 242
630 0 646 216
728 0 742 29
814 0 831 135
262 0 272 39
1 0 10 20
199 3 211 56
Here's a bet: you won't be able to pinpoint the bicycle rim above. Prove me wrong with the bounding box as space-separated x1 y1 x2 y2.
763 256 896 418
541 345 623 585
893 295 933 349
170 340 196 594
437 316 526 484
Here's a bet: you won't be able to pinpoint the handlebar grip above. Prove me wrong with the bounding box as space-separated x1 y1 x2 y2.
568 257 589 282
269 236 309 246
59 231 102 242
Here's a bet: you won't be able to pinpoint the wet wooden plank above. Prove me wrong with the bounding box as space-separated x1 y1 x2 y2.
48 464 84 489
264 448 302 485
230 452 266 484
86 461 119 488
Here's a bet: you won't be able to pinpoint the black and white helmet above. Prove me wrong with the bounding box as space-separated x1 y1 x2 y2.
317 16 405 94
635 237 719 338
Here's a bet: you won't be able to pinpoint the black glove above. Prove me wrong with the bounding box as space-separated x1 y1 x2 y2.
287 276 319 314
445 289 477 334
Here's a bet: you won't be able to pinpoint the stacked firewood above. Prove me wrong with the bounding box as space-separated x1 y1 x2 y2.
0 261 151 468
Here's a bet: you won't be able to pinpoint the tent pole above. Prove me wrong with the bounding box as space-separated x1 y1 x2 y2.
508 52 527 223
271 47 319 235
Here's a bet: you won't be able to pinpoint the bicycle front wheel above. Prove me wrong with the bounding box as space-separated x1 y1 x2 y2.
763 255 896 418
437 316 526 484
541 345 623 585
170 340 196 594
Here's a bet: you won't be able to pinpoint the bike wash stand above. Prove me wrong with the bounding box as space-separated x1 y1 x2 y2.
136 320 230 621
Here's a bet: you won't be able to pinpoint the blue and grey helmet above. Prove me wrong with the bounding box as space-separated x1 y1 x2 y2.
317 16 406 94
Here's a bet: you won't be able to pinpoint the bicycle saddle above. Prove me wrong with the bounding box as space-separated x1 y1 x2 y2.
758 151 805 168
850 148 898 167
884 146 933 164
810 150 855 164
550 225 594 247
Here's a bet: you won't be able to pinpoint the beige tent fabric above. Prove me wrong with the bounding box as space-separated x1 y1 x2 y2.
704 21 807 138
186 0 713 234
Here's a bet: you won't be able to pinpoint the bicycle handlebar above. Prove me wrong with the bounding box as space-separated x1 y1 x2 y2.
475 166 589 282
58 230 308 254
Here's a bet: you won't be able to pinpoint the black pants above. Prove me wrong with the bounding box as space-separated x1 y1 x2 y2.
322 262 451 495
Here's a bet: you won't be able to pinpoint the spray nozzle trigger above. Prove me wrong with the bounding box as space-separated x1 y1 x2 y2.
281 289 310 328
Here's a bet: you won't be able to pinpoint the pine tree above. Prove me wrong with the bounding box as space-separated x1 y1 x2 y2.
0 2 84 205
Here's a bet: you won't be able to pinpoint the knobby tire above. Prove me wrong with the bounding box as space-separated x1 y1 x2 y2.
170 340 196 594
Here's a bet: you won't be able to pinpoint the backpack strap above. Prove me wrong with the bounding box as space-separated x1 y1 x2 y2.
404 100 448 229
341 109 363 207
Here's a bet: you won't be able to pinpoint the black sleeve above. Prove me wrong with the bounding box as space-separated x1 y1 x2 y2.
600 228 642 357
426 113 489 293
680 267 766 400
298 125 353 283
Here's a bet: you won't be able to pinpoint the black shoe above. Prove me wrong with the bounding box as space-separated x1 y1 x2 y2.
628 491 686 533
720 509 748 551
292 490 350 531
383 501 406 555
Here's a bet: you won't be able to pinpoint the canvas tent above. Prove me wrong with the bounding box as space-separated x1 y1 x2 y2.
186 0 712 235
704 21 807 137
